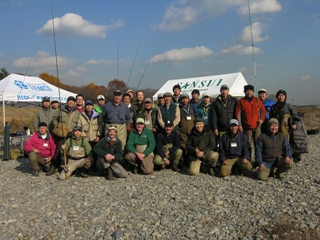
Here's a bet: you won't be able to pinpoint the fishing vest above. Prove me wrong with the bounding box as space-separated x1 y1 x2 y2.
261 133 285 162
68 137 86 159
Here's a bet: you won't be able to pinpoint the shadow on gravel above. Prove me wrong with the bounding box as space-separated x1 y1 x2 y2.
261 222 320 240
14 157 32 173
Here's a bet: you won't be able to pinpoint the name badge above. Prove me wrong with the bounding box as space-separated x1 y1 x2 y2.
204 116 208 120
73 146 80 150
231 143 237 147
43 143 48 147
145 120 150 124
186 116 192 120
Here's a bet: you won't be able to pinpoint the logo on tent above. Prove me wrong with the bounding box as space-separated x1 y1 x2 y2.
14 80 28 89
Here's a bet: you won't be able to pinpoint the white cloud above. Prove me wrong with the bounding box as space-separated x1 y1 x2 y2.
12 51 74 70
237 0 282 15
239 22 269 43
149 46 213 63
86 59 115 67
37 13 124 38
301 75 311 81
62 66 88 78
154 0 281 32
221 44 262 56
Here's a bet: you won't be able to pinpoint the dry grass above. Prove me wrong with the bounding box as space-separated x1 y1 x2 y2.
295 106 320 130
0 106 40 135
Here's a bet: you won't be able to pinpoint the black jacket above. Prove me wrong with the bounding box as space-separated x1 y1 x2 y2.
212 95 237 131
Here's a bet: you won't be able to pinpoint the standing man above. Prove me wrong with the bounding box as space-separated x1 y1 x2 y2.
178 93 199 152
256 118 294 180
136 97 158 133
154 120 182 171
51 99 60 110
94 125 128 180
75 94 85 113
126 89 135 102
34 96 56 134
102 90 131 150
122 93 137 133
186 118 219 176
156 93 165 109
198 92 213 129
24 122 56 176
78 100 104 149
94 94 106 117
219 119 252 177
258 89 275 133
190 89 201 108
125 118 155 175
212 84 238 137
157 92 180 131
134 90 145 114
172 84 181 104
235 85 266 162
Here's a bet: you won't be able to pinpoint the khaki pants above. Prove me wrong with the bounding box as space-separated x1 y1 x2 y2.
28 151 50 171
189 151 219 176
220 157 252 177
96 156 128 178
125 152 154 175
257 157 294 181
105 123 127 150
58 158 91 180
154 148 183 166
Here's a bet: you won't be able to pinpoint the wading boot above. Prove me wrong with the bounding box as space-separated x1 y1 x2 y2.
106 167 114 180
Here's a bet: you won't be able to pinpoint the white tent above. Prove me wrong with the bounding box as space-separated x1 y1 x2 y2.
0 73 77 126
153 72 248 100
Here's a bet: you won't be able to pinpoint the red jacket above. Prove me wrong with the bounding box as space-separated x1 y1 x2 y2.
24 131 56 158
235 97 266 129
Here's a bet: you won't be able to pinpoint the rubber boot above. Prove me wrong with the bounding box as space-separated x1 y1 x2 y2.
106 167 114 180
46 165 55 176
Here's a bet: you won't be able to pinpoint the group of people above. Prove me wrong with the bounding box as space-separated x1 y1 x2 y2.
24 83 301 181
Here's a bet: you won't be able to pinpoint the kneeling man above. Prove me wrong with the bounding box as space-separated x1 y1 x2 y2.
186 118 219 176
94 125 128 180
24 122 56 176
219 119 252 177
125 118 155 174
154 120 182 171
59 126 93 180
256 118 294 180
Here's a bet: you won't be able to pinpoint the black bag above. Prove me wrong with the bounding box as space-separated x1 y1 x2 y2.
290 113 308 155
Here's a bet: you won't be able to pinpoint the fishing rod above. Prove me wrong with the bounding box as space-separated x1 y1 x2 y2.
127 36 142 86
136 60 149 90
247 0 258 93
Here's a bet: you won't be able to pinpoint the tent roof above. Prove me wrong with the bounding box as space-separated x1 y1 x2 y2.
0 74 76 103
152 72 248 100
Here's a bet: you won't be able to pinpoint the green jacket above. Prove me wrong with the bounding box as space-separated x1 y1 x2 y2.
93 137 122 162
186 126 217 161
34 107 57 133
136 108 159 130
126 128 155 156
61 136 92 157
52 105 81 133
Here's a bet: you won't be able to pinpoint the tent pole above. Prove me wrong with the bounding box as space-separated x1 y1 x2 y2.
2 91 5 127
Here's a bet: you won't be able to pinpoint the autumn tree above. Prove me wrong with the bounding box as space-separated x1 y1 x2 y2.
0 67 9 80
105 79 127 101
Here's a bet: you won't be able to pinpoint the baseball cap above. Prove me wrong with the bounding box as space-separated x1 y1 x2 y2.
244 85 254 91
163 92 173 97
202 92 211 98
67 96 76 102
258 89 267 94
136 118 145 124
144 98 152 103
180 93 189 99
108 125 118 132
97 95 105 100
229 119 239 126
126 89 134 94
114 90 122 95
194 118 204 124
51 99 59 103
73 125 82 132
157 93 164 98
42 96 50 102
38 122 47 128
165 120 173 127
220 85 229 90
268 118 279 126
85 100 94 106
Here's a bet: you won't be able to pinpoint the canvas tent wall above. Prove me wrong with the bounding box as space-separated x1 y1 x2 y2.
0 73 76 103
152 72 248 100
0 73 76 126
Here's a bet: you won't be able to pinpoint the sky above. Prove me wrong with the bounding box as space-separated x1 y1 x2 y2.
0 0 320 105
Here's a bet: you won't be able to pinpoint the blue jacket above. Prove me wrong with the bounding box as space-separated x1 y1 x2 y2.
198 102 213 128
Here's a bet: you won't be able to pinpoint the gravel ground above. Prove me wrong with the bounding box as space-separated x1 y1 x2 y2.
1 135 320 240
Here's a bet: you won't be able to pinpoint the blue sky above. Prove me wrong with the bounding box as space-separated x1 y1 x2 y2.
1 0 319 105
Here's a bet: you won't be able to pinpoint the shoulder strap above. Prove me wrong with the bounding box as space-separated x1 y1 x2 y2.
67 110 76 128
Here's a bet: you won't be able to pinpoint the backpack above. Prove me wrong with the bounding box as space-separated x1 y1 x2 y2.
290 112 308 154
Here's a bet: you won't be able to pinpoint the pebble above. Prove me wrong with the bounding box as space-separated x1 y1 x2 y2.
0 135 320 239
